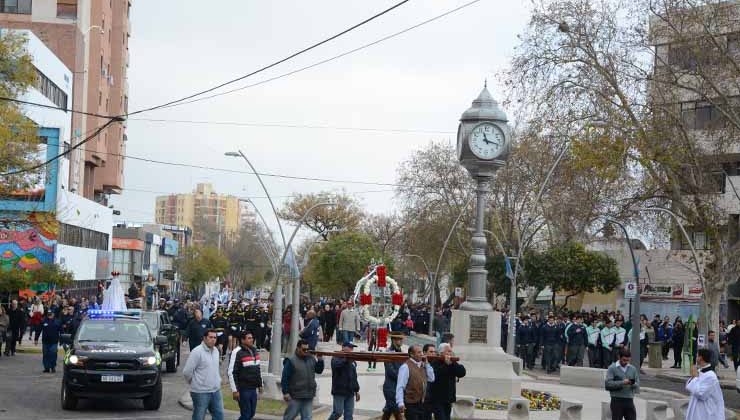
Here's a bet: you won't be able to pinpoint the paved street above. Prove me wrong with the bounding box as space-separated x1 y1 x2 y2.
0 349 190 420
640 372 740 410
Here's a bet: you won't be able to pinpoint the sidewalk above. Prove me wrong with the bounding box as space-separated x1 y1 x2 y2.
640 350 737 390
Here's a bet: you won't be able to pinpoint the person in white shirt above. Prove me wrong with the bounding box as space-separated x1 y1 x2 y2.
686 348 725 420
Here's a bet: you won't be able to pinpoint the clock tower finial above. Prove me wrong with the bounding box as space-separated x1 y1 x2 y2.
484 79 487 88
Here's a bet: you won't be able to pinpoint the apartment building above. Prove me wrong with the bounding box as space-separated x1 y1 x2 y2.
155 183 241 246
0 29 113 296
0 0 131 203
649 2 740 319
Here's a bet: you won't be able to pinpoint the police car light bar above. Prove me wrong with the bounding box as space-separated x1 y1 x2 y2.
87 309 142 320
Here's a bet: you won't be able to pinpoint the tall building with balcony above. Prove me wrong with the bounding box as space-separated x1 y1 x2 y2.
0 0 131 204
155 183 241 246
649 2 740 319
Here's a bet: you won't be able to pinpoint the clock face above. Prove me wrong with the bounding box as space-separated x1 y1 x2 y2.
469 122 504 160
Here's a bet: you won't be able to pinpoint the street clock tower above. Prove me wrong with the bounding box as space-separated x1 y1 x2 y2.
457 83 510 311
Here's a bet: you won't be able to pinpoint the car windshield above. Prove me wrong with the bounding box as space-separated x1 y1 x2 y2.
77 321 152 343
141 312 159 332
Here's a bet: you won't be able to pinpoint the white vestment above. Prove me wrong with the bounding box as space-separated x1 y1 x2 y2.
101 278 127 311
685 367 725 420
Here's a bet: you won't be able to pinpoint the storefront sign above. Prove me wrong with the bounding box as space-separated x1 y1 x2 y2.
112 238 145 251
161 238 179 256
639 283 702 300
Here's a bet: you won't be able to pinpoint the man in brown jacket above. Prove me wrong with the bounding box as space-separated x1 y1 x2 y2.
395 345 435 420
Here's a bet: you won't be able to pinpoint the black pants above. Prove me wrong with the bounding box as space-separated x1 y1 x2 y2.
430 402 451 420
673 345 683 367
610 397 636 420
404 402 425 420
588 345 601 368
5 330 17 354
543 344 558 372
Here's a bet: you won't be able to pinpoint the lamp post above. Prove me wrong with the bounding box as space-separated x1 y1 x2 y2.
289 234 326 351
603 217 641 370
405 254 435 334
226 151 288 376
638 207 708 341
268 202 334 374
507 141 570 355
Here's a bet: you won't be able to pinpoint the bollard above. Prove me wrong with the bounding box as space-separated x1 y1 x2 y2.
507 396 530 420
452 395 476 419
559 399 583 420
670 399 689 420
601 401 612 420
645 400 668 420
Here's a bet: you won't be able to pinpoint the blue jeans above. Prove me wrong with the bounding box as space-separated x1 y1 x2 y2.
342 330 354 344
191 390 224 420
42 343 57 370
283 397 312 420
328 394 355 420
238 388 257 420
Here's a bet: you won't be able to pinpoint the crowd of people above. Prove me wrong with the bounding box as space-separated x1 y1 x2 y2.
507 308 740 376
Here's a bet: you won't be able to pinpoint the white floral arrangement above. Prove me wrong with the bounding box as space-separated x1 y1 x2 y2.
358 274 401 325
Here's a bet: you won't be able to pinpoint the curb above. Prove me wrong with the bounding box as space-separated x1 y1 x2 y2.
654 373 736 390
639 386 686 399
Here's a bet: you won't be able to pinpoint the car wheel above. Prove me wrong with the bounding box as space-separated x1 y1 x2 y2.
142 379 162 410
61 381 77 410
166 355 177 373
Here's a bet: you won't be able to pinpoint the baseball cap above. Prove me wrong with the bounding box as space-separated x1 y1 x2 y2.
341 341 357 348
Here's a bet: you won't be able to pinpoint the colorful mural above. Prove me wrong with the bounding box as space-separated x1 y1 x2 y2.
0 211 58 271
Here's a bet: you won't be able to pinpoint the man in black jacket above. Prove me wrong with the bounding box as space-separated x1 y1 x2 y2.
382 332 405 420
229 331 262 420
516 317 535 370
5 300 24 356
328 341 360 420
566 315 588 366
429 343 466 420
540 316 560 373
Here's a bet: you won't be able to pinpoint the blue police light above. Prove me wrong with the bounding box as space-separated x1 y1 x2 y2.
87 309 141 320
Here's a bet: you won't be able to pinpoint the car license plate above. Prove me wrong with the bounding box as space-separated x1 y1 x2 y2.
101 375 124 383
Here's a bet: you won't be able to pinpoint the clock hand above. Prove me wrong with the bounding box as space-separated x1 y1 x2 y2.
482 133 493 145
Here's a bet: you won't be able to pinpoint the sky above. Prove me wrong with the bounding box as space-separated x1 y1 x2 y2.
109 0 532 238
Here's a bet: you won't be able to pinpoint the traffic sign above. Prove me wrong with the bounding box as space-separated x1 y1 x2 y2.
625 282 637 299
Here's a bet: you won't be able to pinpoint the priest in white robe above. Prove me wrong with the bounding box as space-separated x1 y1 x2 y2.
686 348 725 420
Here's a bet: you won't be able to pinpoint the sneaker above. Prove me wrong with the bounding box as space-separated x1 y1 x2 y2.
43 369 49 373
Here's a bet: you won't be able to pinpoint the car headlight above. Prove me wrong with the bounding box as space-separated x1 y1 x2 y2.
139 355 159 367
66 354 87 367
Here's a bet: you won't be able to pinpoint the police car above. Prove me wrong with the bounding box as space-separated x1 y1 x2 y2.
60 310 164 410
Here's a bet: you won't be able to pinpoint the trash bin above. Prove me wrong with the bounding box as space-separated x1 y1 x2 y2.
648 342 663 368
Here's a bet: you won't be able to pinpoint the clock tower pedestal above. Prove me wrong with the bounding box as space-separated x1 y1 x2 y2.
452 83 521 399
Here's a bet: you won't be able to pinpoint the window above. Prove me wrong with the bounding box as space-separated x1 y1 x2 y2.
681 101 726 130
1 0 32 14
56 0 76 18
34 67 68 110
58 223 109 251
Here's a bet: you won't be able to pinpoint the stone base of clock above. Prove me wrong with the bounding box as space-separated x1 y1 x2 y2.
450 309 522 399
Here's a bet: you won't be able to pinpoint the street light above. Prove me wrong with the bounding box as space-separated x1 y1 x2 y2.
637 207 708 340
267 201 334 374
602 217 641 371
508 140 571 355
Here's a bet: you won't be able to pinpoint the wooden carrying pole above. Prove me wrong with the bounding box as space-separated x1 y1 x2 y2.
310 350 459 363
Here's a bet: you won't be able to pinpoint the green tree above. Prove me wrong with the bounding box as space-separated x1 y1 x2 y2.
0 267 30 292
536 242 620 310
29 263 74 289
177 245 230 290
304 232 390 297
280 192 364 240
0 31 40 195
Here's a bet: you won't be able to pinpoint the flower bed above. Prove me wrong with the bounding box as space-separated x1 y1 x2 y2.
475 389 560 411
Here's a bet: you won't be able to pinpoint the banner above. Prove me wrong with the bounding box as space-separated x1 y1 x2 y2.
639 283 702 300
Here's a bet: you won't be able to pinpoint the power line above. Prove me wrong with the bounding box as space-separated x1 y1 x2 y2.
0 96 116 119
122 186 396 198
1 118 121 176
144 0 482 112
124 0 412 117
128 117 454 135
